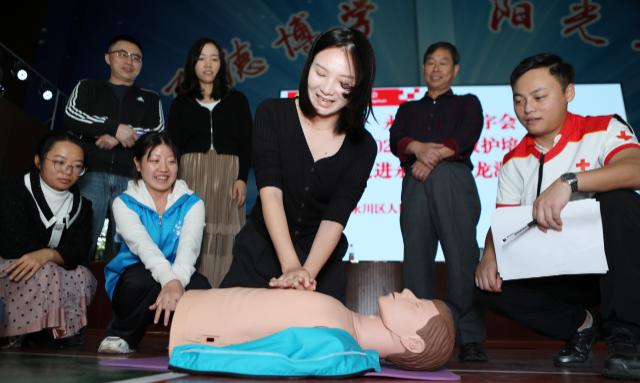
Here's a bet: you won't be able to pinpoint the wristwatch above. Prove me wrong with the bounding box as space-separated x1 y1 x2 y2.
560 172 579 193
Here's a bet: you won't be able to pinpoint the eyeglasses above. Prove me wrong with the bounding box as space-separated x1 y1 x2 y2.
108 49 143 64
46 157 86 176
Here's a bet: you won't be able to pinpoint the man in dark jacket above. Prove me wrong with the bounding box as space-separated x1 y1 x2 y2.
64 34 164 262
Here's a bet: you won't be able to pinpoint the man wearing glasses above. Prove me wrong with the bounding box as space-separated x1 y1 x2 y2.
64 34 164 263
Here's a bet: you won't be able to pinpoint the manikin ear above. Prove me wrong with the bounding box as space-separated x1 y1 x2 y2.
400 335 426 353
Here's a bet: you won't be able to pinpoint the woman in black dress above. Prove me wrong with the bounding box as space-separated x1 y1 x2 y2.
221 27 376 302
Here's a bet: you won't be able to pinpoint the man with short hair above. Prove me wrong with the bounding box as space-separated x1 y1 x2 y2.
476 53 640 380
390 42 486 362
65 34 164 261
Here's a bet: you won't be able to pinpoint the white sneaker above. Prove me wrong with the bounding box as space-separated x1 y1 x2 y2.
98 336 133 354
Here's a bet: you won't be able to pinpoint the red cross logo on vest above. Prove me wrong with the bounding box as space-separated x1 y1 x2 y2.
576 159 590 171
617 130 633 141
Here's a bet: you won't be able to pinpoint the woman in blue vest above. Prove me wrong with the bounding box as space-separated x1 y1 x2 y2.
98 132 211 354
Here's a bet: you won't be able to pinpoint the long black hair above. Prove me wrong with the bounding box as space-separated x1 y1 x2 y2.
177 38 230 100
298 27 376 140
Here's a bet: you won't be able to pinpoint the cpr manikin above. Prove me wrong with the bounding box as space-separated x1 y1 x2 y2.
169 288 454 370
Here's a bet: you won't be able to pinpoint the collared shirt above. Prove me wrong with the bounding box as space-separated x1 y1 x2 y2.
497 113 640 207
389 89 483 170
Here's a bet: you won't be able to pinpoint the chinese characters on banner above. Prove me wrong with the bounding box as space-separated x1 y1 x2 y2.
228 38 269 82
561 0 608 47
273 0 377 59
474 113 519 179
489 0 637 50
338 0 377 37
273 11 319 60
488 0 534 32
161 68 184 97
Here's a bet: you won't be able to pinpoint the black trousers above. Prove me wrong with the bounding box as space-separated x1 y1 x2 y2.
478 190 640 340
107 262 211 347
400 162 485 344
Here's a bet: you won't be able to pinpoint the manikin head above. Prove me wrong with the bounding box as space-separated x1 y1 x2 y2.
379 289 455 370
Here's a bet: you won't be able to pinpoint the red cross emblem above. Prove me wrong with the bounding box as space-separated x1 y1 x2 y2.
617 130 633 141
575 158 590 171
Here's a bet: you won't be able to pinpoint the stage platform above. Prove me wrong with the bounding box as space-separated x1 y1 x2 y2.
0 329 623 383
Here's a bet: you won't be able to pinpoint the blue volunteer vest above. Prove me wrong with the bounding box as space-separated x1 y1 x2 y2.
104 192 201 299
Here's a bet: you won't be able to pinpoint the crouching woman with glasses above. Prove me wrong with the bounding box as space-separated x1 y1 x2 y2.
0 133 96 347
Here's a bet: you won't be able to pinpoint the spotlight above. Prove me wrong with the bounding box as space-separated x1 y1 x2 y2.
12 62 28 81
39 82 53 101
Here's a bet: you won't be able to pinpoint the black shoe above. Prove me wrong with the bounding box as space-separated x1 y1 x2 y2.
553 310 600 367
458 342 488 362
603 327 640 380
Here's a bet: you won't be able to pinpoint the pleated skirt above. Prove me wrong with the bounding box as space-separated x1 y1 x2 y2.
179 149 245 287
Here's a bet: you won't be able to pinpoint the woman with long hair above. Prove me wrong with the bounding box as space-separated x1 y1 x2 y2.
221 27 377 302
167 38 252 288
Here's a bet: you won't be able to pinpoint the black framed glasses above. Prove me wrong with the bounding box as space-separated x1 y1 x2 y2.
108 49 143 64
46 157 86 176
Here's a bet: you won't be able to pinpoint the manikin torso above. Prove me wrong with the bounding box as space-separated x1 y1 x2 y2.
168 288 429 357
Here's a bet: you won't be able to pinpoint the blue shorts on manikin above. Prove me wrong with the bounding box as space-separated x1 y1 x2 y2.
169 327 381 378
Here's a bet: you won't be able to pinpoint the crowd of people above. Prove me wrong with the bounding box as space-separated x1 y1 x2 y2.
1 27 639 379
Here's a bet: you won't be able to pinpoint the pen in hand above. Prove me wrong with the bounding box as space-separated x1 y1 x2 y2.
502 220 537 244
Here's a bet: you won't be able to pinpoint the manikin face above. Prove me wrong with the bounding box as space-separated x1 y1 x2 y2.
35 141 85 192
378 289 438 339
306 46 356 118
134 144 178 196
512 67 575 148
105 40 143 86
195 43 221 89
423 48 459 95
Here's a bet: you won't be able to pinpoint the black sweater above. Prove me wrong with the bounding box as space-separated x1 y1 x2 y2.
167 91 252 181
0 174 93 269
64 79 164 176
250 98 377 249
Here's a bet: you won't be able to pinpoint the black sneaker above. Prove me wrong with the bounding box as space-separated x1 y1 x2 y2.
553 309 600 367
603 327 640 380
458 342 488 362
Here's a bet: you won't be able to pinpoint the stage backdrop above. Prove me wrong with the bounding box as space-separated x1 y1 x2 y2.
26 0 640 259
280 83 625 261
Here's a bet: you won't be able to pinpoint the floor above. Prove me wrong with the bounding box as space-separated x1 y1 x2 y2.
0 330 636 383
